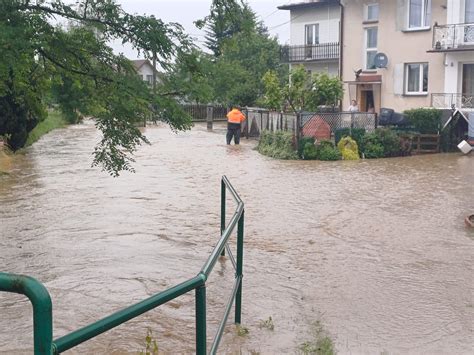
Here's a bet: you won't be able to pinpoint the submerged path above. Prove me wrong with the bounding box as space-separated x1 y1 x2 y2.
0 121 473 354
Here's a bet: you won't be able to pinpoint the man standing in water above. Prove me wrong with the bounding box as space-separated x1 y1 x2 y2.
226 106 246 145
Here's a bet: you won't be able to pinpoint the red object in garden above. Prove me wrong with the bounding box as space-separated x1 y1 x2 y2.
302 115 331 141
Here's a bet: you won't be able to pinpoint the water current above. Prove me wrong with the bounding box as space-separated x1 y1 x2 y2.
0 121 473 354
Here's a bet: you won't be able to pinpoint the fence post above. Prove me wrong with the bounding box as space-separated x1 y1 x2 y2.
206 105 213 131
195 285 207 355
235 209 244 325
220 179 226 257
280 111 283 131
295 112 301 149
0 274 53 355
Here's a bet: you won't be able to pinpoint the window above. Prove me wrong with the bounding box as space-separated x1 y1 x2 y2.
146 75 153 85
365 27 378 70
405 63 429 94
408 0 431 29
366 3 379 21
305 24 319 59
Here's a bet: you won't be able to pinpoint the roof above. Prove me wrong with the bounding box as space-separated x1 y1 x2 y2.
131 59 157 73
278 0 341 10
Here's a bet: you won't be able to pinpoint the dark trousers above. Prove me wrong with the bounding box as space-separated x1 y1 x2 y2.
226 123 241 145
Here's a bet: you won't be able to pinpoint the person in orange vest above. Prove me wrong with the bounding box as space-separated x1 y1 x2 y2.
226 106 246 145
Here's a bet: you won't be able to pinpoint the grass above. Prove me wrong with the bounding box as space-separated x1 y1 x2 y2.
25 110 67 147
298 320 336 355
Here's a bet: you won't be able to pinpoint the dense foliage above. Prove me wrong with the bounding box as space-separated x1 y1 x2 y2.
404 108 442 134
261 65 344 113
257 130 298 160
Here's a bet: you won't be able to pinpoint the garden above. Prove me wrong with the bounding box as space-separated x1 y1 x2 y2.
257 108 452 161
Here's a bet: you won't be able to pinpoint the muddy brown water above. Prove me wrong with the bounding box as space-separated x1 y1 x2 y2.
0 121 473 354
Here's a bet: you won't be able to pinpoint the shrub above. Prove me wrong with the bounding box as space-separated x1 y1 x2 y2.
375 128 401 157
257 130 298 160
362 132 384 159
404 108 441 134
337 136 359 160
316 141 341 161
298 136 315 158
303 142 318 160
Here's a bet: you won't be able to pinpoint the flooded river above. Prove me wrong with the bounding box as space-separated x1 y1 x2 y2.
0 121 473 354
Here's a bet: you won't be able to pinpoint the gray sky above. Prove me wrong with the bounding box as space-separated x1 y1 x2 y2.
112 0 291 59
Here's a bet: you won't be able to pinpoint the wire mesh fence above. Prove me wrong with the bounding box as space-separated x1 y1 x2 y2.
241 108 296 137
300 112 377 140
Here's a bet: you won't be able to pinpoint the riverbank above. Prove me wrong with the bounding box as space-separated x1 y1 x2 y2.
25 110 68 147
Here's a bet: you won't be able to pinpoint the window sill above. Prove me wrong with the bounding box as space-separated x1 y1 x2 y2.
402 26 431 33
363 20 379 25
363 70 378 73
404 93 429 96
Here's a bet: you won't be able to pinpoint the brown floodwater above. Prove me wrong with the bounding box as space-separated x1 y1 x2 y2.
0 121 473 354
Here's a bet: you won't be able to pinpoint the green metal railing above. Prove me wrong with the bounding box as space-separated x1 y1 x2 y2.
0 175 244 355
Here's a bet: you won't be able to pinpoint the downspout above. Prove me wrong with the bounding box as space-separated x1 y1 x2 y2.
339 1 344 111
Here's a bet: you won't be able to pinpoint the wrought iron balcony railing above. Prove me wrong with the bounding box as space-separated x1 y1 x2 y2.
280 43 339 63
431 93 474 109
432 23 474 51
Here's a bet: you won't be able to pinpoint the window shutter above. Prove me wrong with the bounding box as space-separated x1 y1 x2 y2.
393 63 404 95
396 0 408 31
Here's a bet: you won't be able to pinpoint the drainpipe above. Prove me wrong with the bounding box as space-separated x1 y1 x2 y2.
338 1 344 111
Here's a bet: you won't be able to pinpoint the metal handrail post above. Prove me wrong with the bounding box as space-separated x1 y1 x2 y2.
0 273 53 355
195 284 207 355
235 209 244 324
220 178 226 256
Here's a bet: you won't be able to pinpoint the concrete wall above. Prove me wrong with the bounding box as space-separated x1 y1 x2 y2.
341 0 446 113
290 62 339 77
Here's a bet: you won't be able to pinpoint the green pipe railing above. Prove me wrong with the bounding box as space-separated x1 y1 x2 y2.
0 175 244 355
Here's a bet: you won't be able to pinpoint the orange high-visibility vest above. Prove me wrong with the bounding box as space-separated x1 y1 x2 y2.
227 109 246 124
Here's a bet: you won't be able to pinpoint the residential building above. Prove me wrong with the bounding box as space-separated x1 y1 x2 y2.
278 0 342 77
340 0 446 114
430 0 474 111
131 59 159 86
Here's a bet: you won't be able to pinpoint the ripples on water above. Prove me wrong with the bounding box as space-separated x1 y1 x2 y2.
0 121 473 354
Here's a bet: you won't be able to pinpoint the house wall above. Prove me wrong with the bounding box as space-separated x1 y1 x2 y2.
341 0 446 113
138 64 155 81
290 62 339 77
444 0 474 95
289 5 341 45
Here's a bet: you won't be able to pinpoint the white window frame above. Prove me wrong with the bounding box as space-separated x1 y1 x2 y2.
364 27 378 70
365 3 379 22
407 0 431 30
146 75 153 85
405 63 429 95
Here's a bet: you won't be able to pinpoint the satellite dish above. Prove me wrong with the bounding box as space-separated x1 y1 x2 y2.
374 53 388 68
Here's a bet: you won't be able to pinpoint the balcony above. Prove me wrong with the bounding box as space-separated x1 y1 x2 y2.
431 93 474 110
431 23 474 51
280 43 339 63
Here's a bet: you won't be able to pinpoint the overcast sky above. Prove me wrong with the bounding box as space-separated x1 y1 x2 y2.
112 0 291 59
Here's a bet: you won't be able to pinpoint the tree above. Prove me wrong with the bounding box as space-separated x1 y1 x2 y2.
1 0 212 176
261 66 344 113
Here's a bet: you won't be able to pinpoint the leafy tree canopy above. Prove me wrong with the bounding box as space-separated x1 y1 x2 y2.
1 0 243 176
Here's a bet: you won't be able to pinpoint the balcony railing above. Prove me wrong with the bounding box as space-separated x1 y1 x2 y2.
432 23 474 51
431 93 474 109
280 43 339 63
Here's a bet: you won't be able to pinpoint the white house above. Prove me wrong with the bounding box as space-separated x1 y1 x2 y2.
278 0 342 77
131 59 159 86
430 0 474 111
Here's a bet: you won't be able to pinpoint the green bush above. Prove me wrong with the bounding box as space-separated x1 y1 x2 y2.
362 132 384 159
375 128 401 157
315 141 341 161
257 130 298 160
404 108 441 134
303 142 318 160
298 136 315 158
